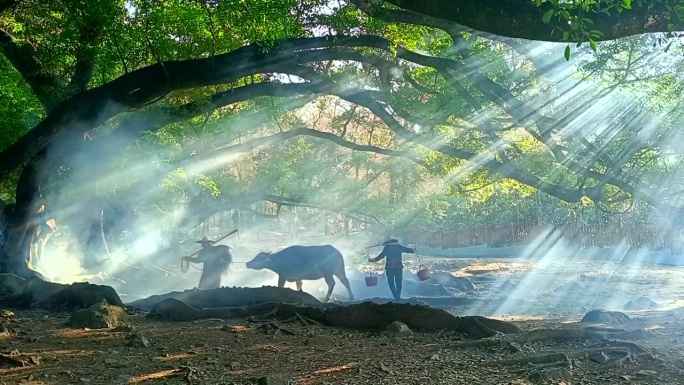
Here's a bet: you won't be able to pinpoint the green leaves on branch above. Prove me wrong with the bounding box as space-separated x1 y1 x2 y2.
535 0 622 58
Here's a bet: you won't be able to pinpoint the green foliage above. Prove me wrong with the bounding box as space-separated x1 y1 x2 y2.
1 0 682 238
0 56 42 152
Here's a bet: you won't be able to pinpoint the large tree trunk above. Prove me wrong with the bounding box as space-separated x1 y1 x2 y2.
0 159 48 279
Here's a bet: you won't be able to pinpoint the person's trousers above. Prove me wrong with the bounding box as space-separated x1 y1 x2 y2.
385 267 403 300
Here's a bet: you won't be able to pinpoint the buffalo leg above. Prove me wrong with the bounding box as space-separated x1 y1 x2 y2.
296 280 303 291
334 269 355 301
277 275 286 288
323 275 336 302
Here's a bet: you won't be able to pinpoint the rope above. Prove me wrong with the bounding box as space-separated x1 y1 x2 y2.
180 256 203 273
181 256 249 274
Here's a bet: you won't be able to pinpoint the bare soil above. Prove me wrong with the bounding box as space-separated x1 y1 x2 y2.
2 304 684 385
5 253 684 385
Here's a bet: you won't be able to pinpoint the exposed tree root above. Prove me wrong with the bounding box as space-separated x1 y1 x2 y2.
281 313 322 326
245 303 284 323
582 326 626 333
150 300 293 322
148 297 519 338
0 273 123 310
512 359 573 379
484 336 655 372
585 339 650 353
128 286 322 310
595 350 636 369
0 353 26 368
488 352 571 367
528 367 572 382
511 327 653 344
255 322 297 336
450 326 654 350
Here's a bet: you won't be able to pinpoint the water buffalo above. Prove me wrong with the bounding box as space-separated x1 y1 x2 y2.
245 244 354 302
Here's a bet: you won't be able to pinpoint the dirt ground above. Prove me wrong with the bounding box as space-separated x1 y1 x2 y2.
1 306 684 385
4 256 684 385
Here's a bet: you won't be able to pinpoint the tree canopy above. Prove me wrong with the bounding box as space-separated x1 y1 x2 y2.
1 0 684 277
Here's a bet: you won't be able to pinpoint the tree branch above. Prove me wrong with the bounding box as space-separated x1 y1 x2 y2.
52 82 324 161
0 34 416 179
0 28 65 111
177 191 386 231
184 127 422 170
0 0 20 13
350 0 466 35
67 18 104 94
3 31 677 216
380 0 676 42
281 64 588 203
261 193 385 225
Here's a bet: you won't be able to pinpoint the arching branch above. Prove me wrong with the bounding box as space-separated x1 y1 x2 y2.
379 0 676 42
177 192 387 231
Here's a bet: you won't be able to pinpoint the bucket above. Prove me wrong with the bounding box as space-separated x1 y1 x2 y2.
365 271 378 287
417 265 431 281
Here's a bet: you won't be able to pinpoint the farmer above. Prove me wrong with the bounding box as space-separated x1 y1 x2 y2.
183 236 233 290
368 238 416 300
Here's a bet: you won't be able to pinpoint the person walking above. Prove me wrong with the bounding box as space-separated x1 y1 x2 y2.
368 238 416 300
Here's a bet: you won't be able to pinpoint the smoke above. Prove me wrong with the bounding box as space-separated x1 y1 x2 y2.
30 93 396 302
24 30 684 311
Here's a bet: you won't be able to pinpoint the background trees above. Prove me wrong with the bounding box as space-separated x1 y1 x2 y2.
1 0 683 280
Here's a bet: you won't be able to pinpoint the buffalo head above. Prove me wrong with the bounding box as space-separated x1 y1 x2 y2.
245 251 273 270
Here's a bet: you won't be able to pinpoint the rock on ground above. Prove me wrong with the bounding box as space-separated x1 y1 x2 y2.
385 321 413 337
66 300 129 329
624 297 659 310
580 309 631 324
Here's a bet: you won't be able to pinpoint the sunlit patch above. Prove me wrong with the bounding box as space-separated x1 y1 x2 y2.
53 328 119 338
155 352 205 362
487 314 547 322
297 363 358 384
0 349 94 376
228 325 250 333
0 365 36 375
454 261 535 277
128 367 187 383
16 349 93 357
227 369 257 375
312 363 357 375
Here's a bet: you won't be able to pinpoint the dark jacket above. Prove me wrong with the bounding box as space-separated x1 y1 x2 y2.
371 244 415 269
